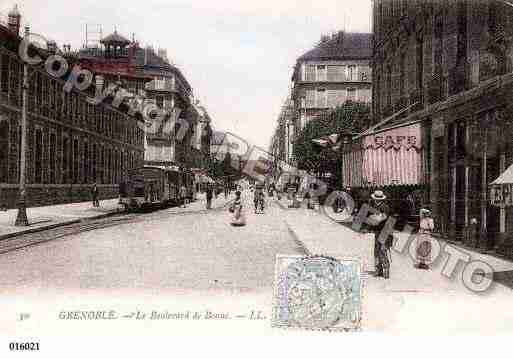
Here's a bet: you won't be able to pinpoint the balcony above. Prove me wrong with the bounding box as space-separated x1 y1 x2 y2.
427 74 444 105
448 63 467 96
145 79 176 92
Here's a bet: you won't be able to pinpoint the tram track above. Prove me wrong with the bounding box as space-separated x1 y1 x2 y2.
0 199 233 255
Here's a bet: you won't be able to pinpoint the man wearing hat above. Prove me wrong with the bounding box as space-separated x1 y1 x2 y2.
369 190 392 279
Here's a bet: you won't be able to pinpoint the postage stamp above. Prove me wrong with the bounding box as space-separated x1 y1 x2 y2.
272 254 363 332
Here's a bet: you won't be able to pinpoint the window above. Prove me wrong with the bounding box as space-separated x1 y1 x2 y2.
0 54 8 94
347 88 357 102
0 120 8 183
456 0 467 68
306 90 315 108
155 76 165 90
99 146 104 183
417 37 424 99
387 64 392 106
156 95 164 108
73 139 79 183
34 128 43 184
84 142 89 183
62 136 70 183
49 133 56 184
316 88 327 108
305 65 316 81
92 144 97 182
107 148 112 184
316 65 327 81
400 56 406 98
348 65 357 81
327 65 345 82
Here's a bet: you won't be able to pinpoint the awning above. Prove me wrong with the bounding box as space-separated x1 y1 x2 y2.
491 164 513 185
342 123 426 188
198 175 215 184
490 164 513 206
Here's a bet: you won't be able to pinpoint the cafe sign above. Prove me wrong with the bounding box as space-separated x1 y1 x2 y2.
363 124 422 151
490 184 513 207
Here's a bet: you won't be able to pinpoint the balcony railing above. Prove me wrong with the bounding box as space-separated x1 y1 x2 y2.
427 74 444 105
448 63 467 96
145 79 176 92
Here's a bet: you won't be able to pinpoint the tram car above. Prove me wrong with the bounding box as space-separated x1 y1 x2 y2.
119 166 194 210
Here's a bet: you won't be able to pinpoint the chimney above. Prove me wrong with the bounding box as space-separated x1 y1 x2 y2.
47 40 57 53
144 45 152 66
7 4 21 36
157 48 168 62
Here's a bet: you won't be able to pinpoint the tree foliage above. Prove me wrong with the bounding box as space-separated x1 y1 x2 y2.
292 102 371 177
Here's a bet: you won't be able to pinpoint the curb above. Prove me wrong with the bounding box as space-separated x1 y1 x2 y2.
0 208 123 241
0 199 231 242
285 221 312 257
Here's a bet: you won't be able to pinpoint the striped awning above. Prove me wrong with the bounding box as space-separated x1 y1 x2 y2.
342 123 426 188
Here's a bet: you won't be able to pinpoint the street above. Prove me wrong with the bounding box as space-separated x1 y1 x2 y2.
1 192 513 335
0 193 305 336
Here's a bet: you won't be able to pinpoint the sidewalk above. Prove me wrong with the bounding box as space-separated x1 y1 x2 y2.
274 197 513 332
0 199 124 240
0 193 231 241
276 197 513 289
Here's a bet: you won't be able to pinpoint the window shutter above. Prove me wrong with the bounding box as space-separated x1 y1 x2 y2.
316 89 327 108
306 65 316 81
327 90 337 107
306 90 315 108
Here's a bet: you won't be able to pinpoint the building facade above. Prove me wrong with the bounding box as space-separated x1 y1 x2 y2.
346 0 513 257
0 8 145 208
291 32 373 135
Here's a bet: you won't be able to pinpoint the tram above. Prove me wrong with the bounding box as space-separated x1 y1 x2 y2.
119 166 195 210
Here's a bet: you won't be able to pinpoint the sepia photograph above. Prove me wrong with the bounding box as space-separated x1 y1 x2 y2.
0 0 513 356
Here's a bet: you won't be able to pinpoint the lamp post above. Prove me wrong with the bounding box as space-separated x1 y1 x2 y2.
15 26 30 226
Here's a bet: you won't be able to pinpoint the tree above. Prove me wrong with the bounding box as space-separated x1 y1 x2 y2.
292 102 371 184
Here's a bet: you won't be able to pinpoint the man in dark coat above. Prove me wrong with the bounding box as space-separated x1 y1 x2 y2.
369 190 392 279
205 184 213 210
92 183 99 207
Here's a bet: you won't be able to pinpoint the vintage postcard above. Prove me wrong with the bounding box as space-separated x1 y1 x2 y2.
1 0 513 356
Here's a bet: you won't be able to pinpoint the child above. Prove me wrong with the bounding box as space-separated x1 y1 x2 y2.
416 208 434 270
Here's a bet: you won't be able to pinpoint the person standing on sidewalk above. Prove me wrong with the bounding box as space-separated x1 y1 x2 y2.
91 183 100 207
415 208 434 270
206 184 213 210
180 184 188 208
224 184 229 199
369 190 391 279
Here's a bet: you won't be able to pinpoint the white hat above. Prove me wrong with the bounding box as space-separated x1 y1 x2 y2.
371 190 387 200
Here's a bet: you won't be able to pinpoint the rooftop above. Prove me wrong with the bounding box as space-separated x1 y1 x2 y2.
100 31 131 46
298 32 372 61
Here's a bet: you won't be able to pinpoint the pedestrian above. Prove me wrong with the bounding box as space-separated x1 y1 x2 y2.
0 187 7 211
206 184 213 210
224 185 229 199
91 183 99 207
230 190 246 226
368 190 392 279
415 208 435 270
180 184 188 208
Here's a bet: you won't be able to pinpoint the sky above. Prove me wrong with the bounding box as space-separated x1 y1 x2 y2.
0 0 372 149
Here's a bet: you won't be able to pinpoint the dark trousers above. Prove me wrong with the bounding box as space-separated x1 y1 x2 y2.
374 233 390 278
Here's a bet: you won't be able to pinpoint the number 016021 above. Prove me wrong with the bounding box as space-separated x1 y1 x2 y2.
9 342 40 351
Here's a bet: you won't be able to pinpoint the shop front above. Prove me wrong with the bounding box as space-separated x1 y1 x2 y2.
342 122 430 227
431 102 513 251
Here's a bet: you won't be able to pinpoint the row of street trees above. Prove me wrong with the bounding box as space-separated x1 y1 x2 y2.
292 101 371 188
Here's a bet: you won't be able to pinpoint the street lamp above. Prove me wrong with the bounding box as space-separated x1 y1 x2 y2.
15 26 31 226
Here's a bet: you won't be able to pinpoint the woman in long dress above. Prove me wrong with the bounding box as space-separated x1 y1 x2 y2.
230 190 246 226
416 208 434 269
